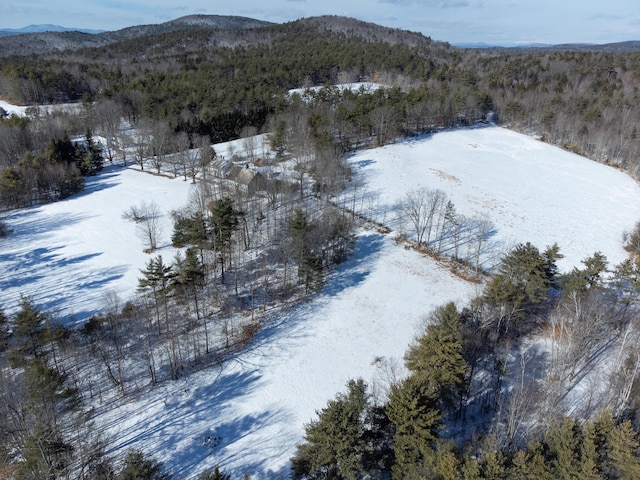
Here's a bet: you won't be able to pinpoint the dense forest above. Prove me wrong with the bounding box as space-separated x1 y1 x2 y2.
1 14 640 479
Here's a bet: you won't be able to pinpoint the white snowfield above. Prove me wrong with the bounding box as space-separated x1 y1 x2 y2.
287 82 383 99
351 126 640 274
0 99 83 117
0 167 194 322
0 99 28 116
2 125 640 477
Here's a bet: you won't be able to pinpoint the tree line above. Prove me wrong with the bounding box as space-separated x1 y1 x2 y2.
1 19 639 178
0 124 103 208
291 240 640 478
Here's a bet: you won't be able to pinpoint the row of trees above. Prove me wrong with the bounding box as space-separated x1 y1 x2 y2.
0 128 102 208
398 187 495 273
3 20 640 177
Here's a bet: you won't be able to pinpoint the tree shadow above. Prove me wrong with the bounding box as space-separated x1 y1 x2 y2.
0 246 97 288
352 158 376 169
0 241 128 322
322 232 384 297
1 209 90 242
103 366 292 478
246 232 385 354
72 163 127 197
0 197 130 322
105 370 262 454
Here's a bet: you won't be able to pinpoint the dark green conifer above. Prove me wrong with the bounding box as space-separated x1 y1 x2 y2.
116 449 169 480
292 379 372 479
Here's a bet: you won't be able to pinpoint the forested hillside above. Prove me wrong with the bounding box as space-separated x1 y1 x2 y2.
1 15 640 181
1 14 640 479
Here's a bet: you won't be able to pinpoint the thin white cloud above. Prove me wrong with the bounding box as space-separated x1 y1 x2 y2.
379 0 476 6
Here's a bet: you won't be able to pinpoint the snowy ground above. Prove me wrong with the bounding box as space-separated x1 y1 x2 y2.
99 232 479 478
2 125 640 477
287 82 383 99
0 99 28 116
0 166 195 323
0 99 83 117
351 126 640 273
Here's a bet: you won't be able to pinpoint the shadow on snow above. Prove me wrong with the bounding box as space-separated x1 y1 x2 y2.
100 232 387 477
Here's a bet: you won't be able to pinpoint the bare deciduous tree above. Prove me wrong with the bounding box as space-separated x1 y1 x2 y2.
370 105 400 146
241 126 258 162
399 187 447 247
139 201 162 252
171 131 191 180
469 215 495 274
189 135 214 184
114 130 132 167
92 98 122 164
123 200 163 252
149 120 172 174
132 119 152 171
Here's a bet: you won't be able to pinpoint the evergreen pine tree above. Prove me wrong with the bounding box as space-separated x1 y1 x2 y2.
15 358 79 480
404 302 468 411
516 442 553 480
138 255 175 333
0 308 8 352
269 120 287 157
488 242 554 307
9 297 64 367
84 128 104 175
117 449 169 480
428 441 459 480
292 379 371 480
208 197 244 283
544 417 582 479
479 449 507 480
171 211 208 248
484 242 559 337
173 247 205 296
197 465 231 480
209 198 243 251
508 450 535 480
387 375 442 479
580 421 602 480
607 420 640 479
561 252 608 296
459 453 482 480
288 208 323 293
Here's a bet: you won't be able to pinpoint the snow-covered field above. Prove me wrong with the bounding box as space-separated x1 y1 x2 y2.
351 126 640 273
2 125 640 477
0 99 83 117
0 99 28 116
288 82 383 100
0 167 195 323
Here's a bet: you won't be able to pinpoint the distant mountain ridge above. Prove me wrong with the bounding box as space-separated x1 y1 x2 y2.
1 14 639 58
455 40 640 52
0 15 275 56
0 24 104 37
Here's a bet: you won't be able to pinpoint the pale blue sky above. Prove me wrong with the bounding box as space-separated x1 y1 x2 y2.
2 0 639 45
